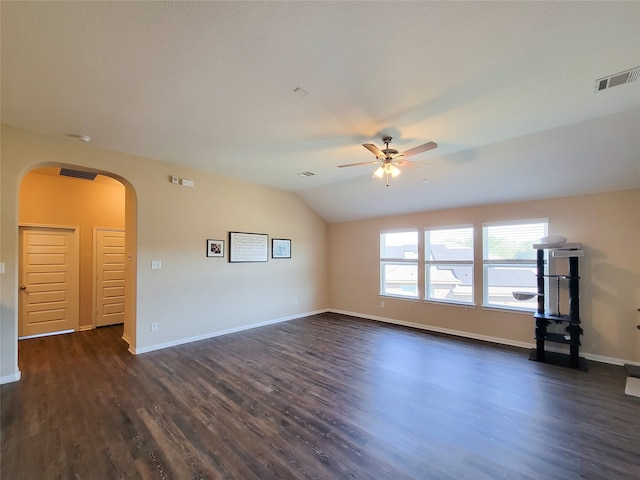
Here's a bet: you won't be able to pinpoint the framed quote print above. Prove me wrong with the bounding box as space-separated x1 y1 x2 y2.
229 232 269 262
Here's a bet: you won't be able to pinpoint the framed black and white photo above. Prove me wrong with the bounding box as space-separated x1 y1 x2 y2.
272 238 291 259
229 232 269 262
206 239 225 257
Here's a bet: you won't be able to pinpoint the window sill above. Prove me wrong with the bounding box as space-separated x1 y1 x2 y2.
379 294 419 301
424 299 476 309
481 304 535 315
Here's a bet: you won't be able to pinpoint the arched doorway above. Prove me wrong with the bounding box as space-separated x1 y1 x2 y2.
17 164 137 350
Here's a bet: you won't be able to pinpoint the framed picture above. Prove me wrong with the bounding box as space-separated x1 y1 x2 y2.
229 232 269 262
272 238 291 259
206 239 224 257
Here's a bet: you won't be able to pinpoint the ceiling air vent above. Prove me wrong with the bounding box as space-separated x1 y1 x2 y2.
595 66 640 92
59 168 97 181
297 171 315 177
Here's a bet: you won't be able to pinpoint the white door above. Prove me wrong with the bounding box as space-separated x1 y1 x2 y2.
95 229 126 327
19 226 79 337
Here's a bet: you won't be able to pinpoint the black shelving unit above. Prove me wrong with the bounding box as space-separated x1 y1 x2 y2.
529 243 587 370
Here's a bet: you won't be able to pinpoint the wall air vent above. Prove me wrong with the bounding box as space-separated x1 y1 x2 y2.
59 168 98 181
595 66 640 92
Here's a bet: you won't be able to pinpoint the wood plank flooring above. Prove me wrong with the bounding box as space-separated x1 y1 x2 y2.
2 312 639 479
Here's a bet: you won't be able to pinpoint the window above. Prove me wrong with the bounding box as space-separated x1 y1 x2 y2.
425 226 474 305
380 231 418 298
482 220 548 310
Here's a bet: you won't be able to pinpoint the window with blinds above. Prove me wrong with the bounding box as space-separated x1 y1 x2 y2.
380 231 419 298
425 225 474 305
482 220 548 309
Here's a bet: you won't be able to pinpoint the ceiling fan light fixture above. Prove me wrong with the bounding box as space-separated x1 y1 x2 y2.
342 136 437 186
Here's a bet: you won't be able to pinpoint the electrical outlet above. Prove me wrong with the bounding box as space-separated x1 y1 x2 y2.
151 260 162 270
294 298 298 306
380 301 385 308
150 322 158 332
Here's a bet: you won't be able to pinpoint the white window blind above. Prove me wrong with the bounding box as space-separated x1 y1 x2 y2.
482 220 548 310
380 231 418 298
425 226 474 305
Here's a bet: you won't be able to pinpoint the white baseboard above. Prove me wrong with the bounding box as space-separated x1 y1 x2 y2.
18 329 74 340
328 309 637 367
0 370 21 385
131 309 328 355
330 309 533 349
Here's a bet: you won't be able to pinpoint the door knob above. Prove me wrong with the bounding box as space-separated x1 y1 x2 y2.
20 286 26 290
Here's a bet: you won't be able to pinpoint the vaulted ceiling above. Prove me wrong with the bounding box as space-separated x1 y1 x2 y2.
2 1 639 223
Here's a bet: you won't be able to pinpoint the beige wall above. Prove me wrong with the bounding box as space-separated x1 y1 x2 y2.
1 125 329 382
2 124 638 384
19 171 126 330
329 190 640 364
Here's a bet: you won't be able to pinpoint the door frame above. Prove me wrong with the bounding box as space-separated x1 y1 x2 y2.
92 227 126 329
18 223 80 339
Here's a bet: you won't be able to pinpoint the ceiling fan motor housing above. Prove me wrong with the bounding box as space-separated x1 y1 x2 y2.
381 148 400 159
380 136 400 159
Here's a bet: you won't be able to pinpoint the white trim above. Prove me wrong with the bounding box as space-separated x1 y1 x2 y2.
423 223 474 231
19 329 74 340
131 309 328 355
481 304 534 315
0 371 21 385
330 308 532 349
424 299 477 309
481 218 549 228
580 352 637 367
92 227 98 329
379 227 420 235
19 222 79 230
328 309 639 367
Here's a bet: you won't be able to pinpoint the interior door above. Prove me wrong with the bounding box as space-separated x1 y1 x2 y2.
19 226 79 337
95 228 126 327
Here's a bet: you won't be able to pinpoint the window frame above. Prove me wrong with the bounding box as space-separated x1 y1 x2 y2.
481 218 548 311
424 224 475 306
379 229 419 299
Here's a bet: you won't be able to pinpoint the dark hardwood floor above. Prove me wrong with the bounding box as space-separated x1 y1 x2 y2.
2 312 639 479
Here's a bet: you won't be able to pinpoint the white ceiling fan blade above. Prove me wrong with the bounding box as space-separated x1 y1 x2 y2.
395 159 429 167
362 143 384 158
402 141 437 158
338 160 380 168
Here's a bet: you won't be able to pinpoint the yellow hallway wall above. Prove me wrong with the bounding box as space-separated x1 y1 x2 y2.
19 171 126 330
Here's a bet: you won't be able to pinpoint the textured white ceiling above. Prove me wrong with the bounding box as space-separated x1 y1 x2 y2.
2 1 639 222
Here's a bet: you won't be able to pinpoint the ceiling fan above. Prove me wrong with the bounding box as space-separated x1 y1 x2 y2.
339 136 437 186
